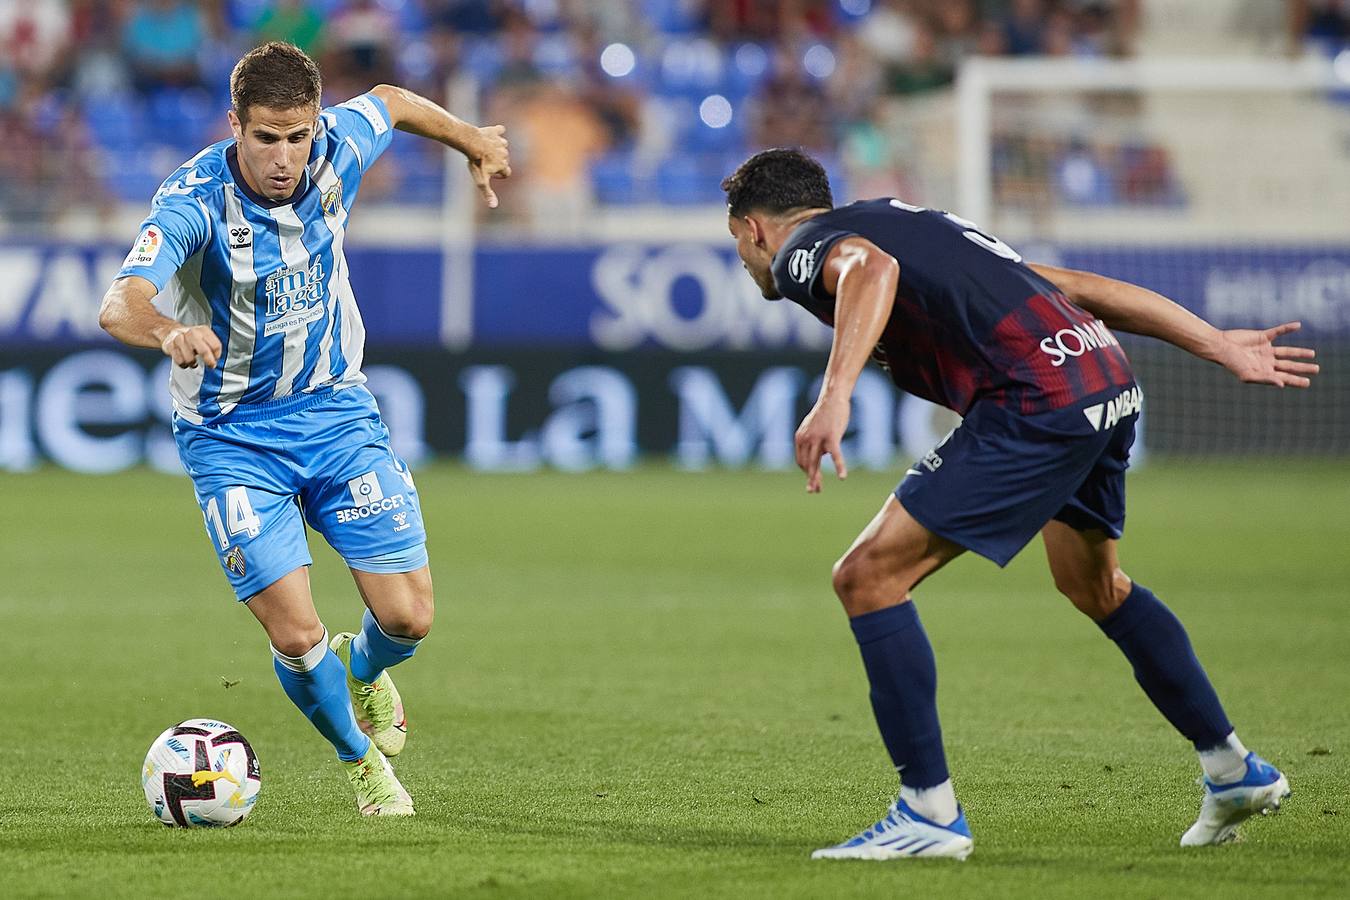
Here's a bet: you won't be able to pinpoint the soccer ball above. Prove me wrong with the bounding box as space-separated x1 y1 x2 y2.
142 718 262 827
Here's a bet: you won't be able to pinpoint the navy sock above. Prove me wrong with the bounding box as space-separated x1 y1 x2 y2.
849 602 950 789
350 609 421 684
1097 582 1233 750
272 634 371 762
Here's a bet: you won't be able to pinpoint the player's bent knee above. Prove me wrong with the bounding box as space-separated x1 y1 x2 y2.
379 594 435 641
270 625 326 659
832 548 904 616
1056 568 1130 621
831 552 864 605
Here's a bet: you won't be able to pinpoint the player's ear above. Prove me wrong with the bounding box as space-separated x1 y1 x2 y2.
744 214 766 247
227 109 243 141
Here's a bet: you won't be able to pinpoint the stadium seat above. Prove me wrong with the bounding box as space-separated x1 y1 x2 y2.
462 38 505 84
655 153 725 205
147 89 215 151
590 152 641 205
85 93 146 151
643 0 705 35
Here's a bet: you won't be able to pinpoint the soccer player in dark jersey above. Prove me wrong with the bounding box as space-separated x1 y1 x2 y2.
721 149 1319 860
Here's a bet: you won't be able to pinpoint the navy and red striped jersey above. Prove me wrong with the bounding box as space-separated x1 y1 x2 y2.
770 198 1136 416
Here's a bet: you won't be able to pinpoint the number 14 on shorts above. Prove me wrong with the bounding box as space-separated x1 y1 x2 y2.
204 487 262 549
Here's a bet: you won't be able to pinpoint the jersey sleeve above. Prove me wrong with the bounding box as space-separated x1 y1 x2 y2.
324 92 395 173
116 197 211 293
771 222 858 307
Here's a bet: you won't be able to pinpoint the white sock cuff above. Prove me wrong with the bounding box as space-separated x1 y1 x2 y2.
900 779 959 825
1199 731 1248 757
1198 731 1250 783
271 628 330 673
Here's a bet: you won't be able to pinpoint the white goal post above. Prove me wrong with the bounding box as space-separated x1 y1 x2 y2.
956 55 1344 231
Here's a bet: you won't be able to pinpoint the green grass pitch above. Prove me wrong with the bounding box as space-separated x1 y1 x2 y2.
2 462 1347 898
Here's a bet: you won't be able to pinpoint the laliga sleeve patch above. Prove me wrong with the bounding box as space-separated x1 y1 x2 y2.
339 95 389 136
124 226 163 267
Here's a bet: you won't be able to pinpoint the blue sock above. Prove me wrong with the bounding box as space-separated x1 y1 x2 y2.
349 609 421 685
272 632 371 762
850 602 950 789
1097 582 1233 750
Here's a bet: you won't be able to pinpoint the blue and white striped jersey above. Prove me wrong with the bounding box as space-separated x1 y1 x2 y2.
117 92 395 424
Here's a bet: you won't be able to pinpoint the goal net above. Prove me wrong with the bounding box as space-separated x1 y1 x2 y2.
955 56 1350 457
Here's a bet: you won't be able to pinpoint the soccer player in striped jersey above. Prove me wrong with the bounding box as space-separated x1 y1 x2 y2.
722 149 1319 859
99 42 511 816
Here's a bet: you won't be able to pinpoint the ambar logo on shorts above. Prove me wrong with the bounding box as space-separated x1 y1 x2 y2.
336 472 406 524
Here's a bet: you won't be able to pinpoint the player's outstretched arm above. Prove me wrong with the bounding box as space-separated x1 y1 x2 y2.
98 275 221 369
369 84 511 208
796 238 900 493
1028 262 1319 388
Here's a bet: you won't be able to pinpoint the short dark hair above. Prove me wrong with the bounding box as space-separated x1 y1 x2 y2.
721 148 834 218
230 42 322 123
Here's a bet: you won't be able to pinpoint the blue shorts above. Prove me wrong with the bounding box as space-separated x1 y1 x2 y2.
173 385 428 601
896 385 1141 567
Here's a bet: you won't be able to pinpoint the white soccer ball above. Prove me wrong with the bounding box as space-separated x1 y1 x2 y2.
142 718 262 827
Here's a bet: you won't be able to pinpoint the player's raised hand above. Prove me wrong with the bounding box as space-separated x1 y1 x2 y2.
1214 321 1319 388
795 395 850 494
161 324 222 369
467 124 511 208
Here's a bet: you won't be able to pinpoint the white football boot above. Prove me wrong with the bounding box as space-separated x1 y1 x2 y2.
1181 752 1290 846
812 799 973 861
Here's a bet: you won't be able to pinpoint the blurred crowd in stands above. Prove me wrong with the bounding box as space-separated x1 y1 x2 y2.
14 0 1338 232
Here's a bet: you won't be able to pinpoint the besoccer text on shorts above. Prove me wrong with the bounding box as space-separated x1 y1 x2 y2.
98 41 511 817
721 147 1317 860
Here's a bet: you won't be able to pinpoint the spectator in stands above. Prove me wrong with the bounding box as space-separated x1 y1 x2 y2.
64 0 133 102
827 30 884 126
0 0 72 77
495 11 544 89
840 96 911 201
1289 0 1350 51
0 64 17 112
496 82 609 231
121 0 208 93
1056 137 1117 205
327 0 398 84
933 0 981 68
1041 7 1078 56
253 0 326 56
750 45 833 151
0 103 46 221
575 30 642 149
1068 1 1114 56
885 18 954 94
857 0 920 69
710 0 781 43
975 17 1009 55
1001 0 1049 56
0 82 106 227
0 0 1154 227
1121 144 1178 205
1066 0 1139 56
427 0 509 37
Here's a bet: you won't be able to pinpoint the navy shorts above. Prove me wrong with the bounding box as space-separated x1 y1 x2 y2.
173 385 428 601
896 385 1141 566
